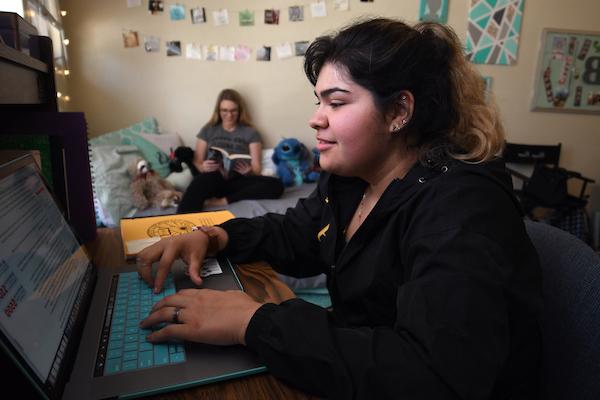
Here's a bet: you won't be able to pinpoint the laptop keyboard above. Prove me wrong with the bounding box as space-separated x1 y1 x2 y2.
94 272 186 376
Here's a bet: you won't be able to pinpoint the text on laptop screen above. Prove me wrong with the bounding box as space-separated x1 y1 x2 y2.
0 162 89 382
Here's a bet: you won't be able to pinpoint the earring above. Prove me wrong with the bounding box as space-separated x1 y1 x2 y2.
402 119 407 125
392 123 401 132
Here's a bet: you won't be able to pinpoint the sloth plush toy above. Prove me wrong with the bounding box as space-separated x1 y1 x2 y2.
128 157 182 209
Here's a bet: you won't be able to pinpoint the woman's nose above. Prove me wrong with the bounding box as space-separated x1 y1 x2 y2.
309 107 327 130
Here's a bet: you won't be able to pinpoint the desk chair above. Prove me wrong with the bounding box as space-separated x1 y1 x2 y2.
505 142 595 243
525 220 600 400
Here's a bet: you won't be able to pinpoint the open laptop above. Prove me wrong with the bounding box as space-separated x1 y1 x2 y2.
0 153 265 400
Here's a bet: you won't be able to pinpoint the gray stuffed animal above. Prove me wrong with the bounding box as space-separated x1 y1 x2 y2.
128 157 182 209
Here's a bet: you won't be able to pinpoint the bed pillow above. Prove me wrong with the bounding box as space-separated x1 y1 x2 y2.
90 144 141 227
261 148 277 177
136 131 182 155
89 117 172 178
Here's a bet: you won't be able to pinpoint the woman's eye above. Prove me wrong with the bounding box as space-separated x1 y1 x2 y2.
314 101 321 106
330 102 343 108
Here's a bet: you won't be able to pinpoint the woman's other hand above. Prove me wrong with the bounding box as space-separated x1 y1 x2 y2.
136 231 210 293
140 288 262 345
200 159 221 173
232 160 252 175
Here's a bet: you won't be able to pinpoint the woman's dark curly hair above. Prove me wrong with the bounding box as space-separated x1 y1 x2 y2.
304 18 504 163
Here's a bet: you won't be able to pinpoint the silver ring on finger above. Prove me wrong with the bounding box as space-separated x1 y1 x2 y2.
172 307 182 324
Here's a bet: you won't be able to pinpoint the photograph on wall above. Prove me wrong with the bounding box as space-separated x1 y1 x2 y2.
143 35 160 52
276 42 294 60
288 6 304 22
235 46 252 61
256 46 272 61
295 41 309 56
465 0 525 65
170 4 185 21
127 0 141 8
190 7 206 24
419 0 448 23
205 45 218 61
531 28 600 114
122 30 139 48
185 43 202 59
265 9 280 25
166 40 182 56
310 1 327 18
334 0 350 11
219 46 236 62
212 9 229 26
148 0 164 14
239 10 255 26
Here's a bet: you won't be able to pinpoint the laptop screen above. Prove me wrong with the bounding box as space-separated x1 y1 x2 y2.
0 157 90 385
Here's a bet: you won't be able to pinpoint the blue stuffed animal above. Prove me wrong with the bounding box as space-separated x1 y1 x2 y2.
272 138 319 187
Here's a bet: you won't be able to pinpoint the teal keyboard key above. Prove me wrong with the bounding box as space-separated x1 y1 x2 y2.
105 358 122 374
170 352 185 363
123 351 137 362
108 339 122 350
154 344 169 365
124 341 138 352
123 360 138 371
138 351 153 368
107 348 122 359
139 342 152 352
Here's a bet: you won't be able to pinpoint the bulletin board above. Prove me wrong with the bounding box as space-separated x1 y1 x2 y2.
531 28 600 114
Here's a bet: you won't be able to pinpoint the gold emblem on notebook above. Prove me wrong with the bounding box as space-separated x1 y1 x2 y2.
147 219 195 237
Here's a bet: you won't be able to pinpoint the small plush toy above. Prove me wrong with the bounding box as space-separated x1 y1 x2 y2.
272 138 318 187
128 157 182 209
169 146 199 176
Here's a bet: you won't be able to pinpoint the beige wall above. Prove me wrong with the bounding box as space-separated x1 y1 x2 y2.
61 0 600 185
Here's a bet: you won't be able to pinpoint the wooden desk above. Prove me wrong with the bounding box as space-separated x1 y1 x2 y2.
85 228 319 400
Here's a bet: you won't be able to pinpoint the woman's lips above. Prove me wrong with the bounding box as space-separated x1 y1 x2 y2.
316 137 335 151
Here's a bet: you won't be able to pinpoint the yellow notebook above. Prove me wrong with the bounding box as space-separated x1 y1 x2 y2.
120 210 235 259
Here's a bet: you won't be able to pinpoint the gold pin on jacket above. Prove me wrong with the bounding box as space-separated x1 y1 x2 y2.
317 224 330 241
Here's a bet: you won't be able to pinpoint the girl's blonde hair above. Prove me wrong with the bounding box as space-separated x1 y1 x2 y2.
207 88 253 128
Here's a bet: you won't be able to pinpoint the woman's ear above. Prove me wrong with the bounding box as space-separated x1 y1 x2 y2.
389 90 414 133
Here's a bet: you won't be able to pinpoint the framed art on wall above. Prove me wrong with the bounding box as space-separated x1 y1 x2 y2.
531 28 600 114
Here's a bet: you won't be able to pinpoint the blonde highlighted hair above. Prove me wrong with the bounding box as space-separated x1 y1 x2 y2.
415 22 504 162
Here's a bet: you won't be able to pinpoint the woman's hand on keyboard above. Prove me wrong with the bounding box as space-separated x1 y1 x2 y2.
137 230 212 293
139 288 262 346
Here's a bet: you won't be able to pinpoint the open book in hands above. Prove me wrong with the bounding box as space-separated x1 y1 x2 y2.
207 146 252 175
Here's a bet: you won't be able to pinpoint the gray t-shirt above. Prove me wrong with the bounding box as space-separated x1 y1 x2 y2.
197 124 261 156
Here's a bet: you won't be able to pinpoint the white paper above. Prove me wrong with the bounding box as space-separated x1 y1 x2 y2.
276 42 294 59
212 9 229 26
185 43 203 59
126 237 161 255
310 1 327 17
334 0 349 11
200 258 223 277
219 45 236 62
127 0 142 8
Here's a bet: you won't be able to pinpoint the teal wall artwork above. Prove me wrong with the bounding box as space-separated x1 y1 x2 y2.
419 0 448 23
465 0 525 65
